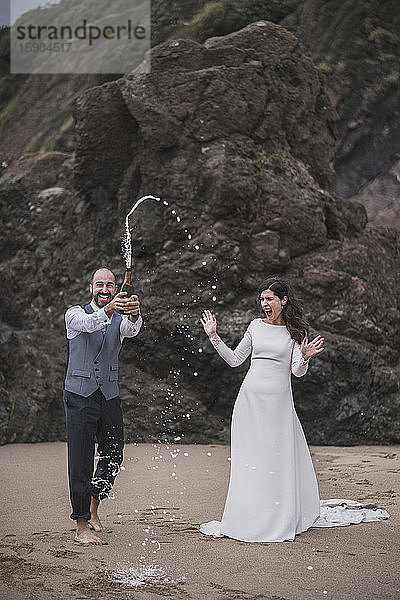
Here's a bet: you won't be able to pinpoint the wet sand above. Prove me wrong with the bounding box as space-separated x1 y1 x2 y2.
0 443 398 600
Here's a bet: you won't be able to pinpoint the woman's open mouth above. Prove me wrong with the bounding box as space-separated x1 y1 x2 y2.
264 308 272 318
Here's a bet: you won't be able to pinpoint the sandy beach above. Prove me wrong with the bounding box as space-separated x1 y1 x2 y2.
0 442 398 600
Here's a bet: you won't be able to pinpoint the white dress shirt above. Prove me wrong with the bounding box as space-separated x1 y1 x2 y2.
65 299 142 343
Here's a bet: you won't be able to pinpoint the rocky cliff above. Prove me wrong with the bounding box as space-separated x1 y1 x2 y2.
1 0 399 228
1 22 399 445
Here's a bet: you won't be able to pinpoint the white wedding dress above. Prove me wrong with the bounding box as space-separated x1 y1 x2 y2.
200 319 389 542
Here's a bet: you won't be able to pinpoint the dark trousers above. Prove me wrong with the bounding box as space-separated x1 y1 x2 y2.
63 388 124 521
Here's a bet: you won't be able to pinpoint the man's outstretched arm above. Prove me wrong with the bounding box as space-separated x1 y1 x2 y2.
65 305 111 339
66 293 133 339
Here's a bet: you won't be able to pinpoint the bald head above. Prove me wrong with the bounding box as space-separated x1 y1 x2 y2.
90 267 116 308
91 267 115 285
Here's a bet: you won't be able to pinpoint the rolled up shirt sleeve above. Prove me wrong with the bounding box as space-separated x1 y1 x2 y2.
65 305 111 339
120 314 143 341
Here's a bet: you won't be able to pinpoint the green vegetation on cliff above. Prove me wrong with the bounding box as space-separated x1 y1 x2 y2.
151 0 300 45
0 27 28 123
0 0 399 163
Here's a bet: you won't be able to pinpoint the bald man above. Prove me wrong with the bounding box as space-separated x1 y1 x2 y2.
63 267 142 545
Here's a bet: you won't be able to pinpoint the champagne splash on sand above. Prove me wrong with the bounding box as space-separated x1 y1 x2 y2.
122 195 162 268
108 563 185 588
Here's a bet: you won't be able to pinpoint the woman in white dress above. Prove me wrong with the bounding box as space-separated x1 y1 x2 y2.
200 276 325 542
200 277 390 541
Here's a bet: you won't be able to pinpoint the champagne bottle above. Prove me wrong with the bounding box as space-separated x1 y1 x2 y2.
120 268 134 314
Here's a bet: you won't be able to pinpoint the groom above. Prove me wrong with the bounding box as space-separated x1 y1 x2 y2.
63 267 142 545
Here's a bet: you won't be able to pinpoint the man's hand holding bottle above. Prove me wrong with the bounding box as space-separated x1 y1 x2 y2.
104 292 140 320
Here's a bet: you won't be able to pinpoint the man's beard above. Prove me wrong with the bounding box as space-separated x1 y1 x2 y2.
94 291 113 307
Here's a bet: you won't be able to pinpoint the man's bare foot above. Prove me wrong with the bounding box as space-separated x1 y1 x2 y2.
74 529 107 545
75 518 107 545
88 514 103 532
88 497 103 532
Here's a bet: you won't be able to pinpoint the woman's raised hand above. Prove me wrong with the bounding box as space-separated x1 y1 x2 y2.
201 310 217 338
301 335 325 361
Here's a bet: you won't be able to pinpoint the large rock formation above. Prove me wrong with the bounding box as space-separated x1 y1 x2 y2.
2 1 398 228
0 22 399 445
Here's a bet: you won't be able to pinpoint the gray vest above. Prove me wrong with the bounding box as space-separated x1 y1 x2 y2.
64 304 122 400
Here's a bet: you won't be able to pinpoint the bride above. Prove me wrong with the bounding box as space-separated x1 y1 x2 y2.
200 277 389 542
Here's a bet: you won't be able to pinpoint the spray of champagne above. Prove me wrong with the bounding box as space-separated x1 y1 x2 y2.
120 195 161 312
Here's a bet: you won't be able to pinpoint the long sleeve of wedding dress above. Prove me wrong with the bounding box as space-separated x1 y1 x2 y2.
208 327 252 367
291 341 309 377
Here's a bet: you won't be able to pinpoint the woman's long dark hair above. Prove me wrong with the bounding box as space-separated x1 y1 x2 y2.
257 277 309 344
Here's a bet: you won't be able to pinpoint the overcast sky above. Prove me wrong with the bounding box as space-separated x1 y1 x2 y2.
2 0 62 25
